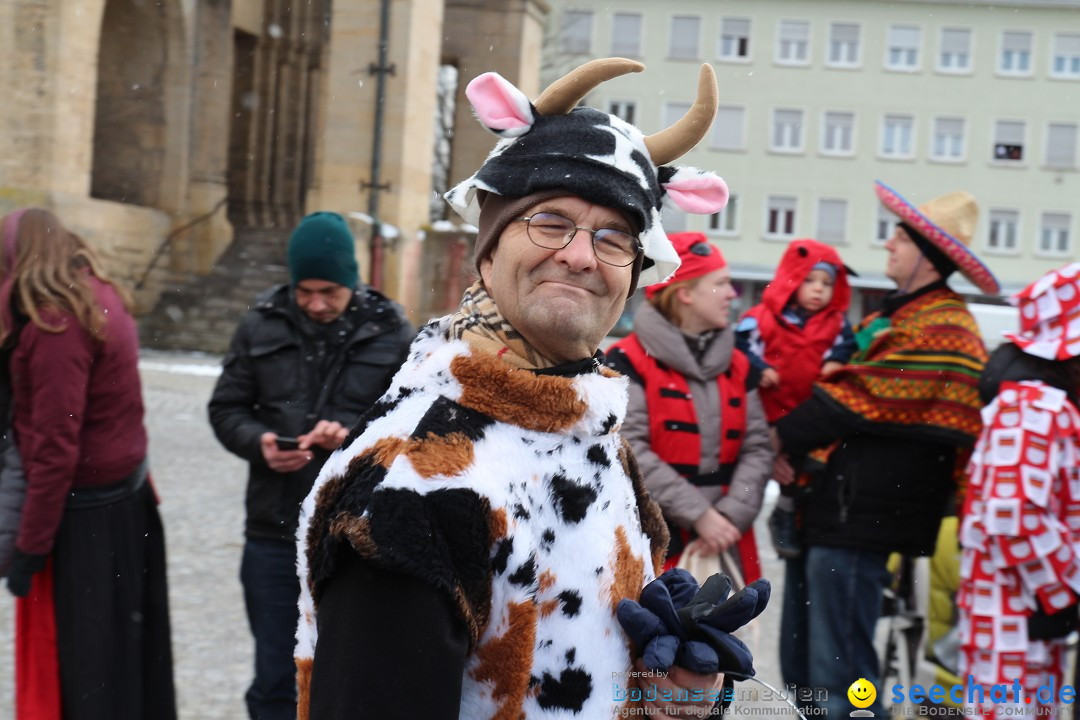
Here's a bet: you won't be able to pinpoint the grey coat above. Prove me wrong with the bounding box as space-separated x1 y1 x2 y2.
0 434 26 577
614 302 773 532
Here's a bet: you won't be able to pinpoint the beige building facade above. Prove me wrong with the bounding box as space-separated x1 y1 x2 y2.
0 0 549 350
543 0 1080 310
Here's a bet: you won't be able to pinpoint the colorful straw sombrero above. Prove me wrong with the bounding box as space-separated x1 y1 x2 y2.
1004 262 1080 360
874 180 1000 295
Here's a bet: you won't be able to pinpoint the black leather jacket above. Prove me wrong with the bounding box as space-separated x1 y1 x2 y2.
208 284 414 542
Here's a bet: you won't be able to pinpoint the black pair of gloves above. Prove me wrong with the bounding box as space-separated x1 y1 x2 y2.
617 569 770 677
6 549 46 597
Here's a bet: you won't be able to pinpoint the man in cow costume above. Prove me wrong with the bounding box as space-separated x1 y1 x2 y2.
293 58 750 718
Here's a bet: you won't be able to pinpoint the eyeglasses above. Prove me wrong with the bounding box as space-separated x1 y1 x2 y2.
517 213 642 267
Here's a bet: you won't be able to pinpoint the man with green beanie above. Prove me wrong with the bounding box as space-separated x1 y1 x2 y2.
209 211 413 720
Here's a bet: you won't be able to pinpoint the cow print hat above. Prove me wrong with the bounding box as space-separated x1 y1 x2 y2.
445 58 730 293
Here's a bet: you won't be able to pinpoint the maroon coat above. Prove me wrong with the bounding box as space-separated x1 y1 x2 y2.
11 276 147 555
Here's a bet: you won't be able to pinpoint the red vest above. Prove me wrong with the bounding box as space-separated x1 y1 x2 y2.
612 335 748 478
610 335 761 582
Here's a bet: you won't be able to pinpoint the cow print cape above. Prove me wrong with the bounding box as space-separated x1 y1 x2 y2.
296 317 669 718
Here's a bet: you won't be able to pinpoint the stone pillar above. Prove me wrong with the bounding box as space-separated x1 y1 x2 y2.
0 0 96 196
184 0 234 273
442 0 550 189
306 0 443 314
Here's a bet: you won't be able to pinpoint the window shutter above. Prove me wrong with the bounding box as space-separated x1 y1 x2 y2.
890 26 919 49
780 20 809 43
817 200 848 244
1002 31 1031 53
612 14 642 57
712 106 745 150
941 28 969 54
1047 124 1078 167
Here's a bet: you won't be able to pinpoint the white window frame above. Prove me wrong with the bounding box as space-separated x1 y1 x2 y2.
826 22 861 68
998 30 1034 77
718 17 751 62
770 108 805 153
764 195 798 240
986 208 1021 255
608 99 637 126
992 118 1027 165
885 24 922 72
1050 33 1080 79
669 14 702 61
775 19 811 66
820 110 856 156
1045 122 1078 169
815 198 849 245
711 105 746 151
1037 211 1073 258
707 193 740 237
560 10 594 55
879 114 916 160
937 27 973 74
930 116 966 163
874 205 898 245
611 12 644 58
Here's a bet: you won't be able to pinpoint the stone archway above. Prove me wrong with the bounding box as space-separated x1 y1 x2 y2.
89 0 187 210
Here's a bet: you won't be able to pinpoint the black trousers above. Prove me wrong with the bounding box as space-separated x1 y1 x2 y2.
53 480 177 720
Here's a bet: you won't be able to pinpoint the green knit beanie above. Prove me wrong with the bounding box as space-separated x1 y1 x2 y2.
287 212 360 288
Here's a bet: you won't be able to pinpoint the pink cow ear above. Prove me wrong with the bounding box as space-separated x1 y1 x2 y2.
662 169 729 214
465 72 535 138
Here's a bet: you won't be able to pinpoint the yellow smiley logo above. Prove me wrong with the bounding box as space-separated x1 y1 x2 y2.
847 678 876 709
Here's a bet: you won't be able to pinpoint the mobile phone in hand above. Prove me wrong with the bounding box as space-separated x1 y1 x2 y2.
275 436 301 451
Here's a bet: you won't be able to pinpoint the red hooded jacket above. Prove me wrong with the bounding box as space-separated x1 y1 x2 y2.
739 239 852 422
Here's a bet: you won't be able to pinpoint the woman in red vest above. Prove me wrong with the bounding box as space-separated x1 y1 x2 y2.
607 233 773 582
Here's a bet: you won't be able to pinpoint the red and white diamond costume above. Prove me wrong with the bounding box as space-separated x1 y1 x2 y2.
959 380 1080 713
963 369 1080 720
958 261 1080 715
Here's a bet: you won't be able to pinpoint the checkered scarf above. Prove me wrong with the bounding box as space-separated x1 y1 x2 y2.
447 281 557 370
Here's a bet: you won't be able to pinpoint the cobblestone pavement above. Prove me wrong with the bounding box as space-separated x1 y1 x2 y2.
0 349 790 719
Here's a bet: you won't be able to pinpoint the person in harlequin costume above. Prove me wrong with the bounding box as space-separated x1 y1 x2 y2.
958 262 1080 716
734 239 857 559
607 233 773 583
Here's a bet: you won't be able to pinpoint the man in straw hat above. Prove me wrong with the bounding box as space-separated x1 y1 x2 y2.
773 181 1000 716
293 59 764 719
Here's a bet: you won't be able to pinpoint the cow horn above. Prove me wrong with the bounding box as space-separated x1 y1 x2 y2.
534 58 645 115
643 64 718 166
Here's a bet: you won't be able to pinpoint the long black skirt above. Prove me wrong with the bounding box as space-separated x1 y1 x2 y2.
51 479 177 720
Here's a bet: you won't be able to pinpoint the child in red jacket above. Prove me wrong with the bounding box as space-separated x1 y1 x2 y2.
735 239 856 557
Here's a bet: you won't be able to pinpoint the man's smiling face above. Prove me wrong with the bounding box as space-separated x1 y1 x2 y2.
478 195 635 364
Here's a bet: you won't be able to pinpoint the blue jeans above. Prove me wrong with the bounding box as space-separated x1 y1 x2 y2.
780 545 891 718
241 538 301 720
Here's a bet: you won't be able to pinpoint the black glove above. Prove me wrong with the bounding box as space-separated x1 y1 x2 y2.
6 549 47 598
617 568 770 677
680 573 771 677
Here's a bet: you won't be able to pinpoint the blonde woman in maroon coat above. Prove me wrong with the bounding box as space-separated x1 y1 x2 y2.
0 208 175 720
